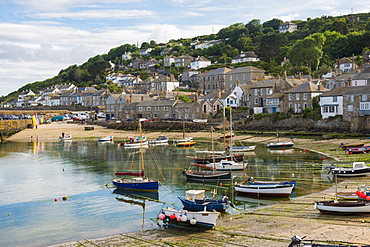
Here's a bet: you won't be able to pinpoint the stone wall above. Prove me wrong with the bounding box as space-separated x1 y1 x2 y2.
0 120 32 140
233 115 351 133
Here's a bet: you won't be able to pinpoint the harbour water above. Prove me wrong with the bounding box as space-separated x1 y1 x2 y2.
0 139 335 247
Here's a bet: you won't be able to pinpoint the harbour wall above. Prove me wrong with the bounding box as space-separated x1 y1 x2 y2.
0 120 32 140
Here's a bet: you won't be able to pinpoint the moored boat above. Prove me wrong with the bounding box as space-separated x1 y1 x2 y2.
227 145 256 152
176 141 196 147
267 140 294 148
328 162 370 177
347 146 370 154
246 177 297 189
205 159 247 171
193 151 244 164
158 207 220 229
234 183 294 197
340 142 365 150
98 136 114 142
112 121 160 191
60 133 72 141
314 200 370 214
148 135 169 144
178 190 233 212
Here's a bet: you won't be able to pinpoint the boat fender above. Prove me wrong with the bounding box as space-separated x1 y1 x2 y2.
170 214 176 220
313 203 317 210
222 196 228 204
158 213 166 220
190 218 197 225
181 215 187 222
176 215 182 222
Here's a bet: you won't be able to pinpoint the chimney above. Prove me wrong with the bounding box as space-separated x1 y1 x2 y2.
217 87 221 99
141 96 144 101
318 85 324 91
348 78 352 86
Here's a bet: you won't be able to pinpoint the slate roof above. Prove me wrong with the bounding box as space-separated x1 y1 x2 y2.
284 82 329 93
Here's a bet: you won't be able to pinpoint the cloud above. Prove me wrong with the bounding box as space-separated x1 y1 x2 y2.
29 9 156 20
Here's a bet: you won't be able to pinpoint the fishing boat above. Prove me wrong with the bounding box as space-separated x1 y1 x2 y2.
112 121 160 191
328 162 370 177
60 133 72 141
158 207 220 229
246 177 297 189
314 200 370 214
148 135 169 145
178 189 234 212
234 183 294 197
335 192 359 200
205 159 247 171
347 146 370 154
340 142 365 150
98 136 114 142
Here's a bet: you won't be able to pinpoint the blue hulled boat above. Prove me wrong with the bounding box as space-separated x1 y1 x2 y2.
178 190 234 212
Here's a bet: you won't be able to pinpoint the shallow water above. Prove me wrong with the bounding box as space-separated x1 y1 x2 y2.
0 140 335 246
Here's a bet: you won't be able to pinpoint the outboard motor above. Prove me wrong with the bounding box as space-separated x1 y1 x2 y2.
288 235 305 247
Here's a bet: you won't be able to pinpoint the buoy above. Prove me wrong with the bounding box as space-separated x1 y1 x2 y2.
360 192 367 199
181 215 187 222
8 213 10 216
356 190 361 196
219 183 223 186
54 198 58 202
190 218 197 225
366 196 370 201
88 143 90 146
176 215 182 222
62 196 68 201
322 157 326 160
170 214 176 220
158 213 166 220
303 149 306 153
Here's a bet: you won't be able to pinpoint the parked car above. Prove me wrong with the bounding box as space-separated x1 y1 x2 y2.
51 116 64 121
139 118 150 122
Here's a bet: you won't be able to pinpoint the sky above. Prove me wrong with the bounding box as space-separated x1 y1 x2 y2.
0 0 369 97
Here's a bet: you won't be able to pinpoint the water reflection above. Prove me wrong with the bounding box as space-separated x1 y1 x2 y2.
0 140 336 247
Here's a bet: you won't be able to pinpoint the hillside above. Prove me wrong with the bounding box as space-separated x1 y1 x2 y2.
2 12 370 103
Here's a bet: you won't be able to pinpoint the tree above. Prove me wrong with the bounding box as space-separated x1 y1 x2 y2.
287 33 326 71
245 19 262 34
330 19 349 35
259 33 288 60
262 18 283 30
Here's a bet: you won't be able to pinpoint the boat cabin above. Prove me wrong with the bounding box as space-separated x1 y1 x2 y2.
352 162 368 169
185 190 206 202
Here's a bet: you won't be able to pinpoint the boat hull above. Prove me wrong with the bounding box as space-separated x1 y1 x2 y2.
178 197 228 212
267 141 294 148
184 171 232 182
228 146 256 152
160 207 220 229
341 143 365 150
332 167 370 177
205 160 247 171
315 200 370 214
112 178 159 191
235 184 294 197
248 180 297 189
176 141 196 147
194 155 244 164
98 136 114 142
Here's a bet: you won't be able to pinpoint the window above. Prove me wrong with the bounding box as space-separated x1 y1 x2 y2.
303 93 307 100
164 106 168 111
185 108 188 112
288 94 292 100
254 89 258 96
289 103 293 108
230 75 232 80
296 94 300 100
324 106 336 113
348 105 353 112
266 88 272 95
333 96 337 102
360 102 370 110
155 106 159 111
147 107 151 111
139 107 143 111
362 95 368 101
254 98 258 104
350 95 354 102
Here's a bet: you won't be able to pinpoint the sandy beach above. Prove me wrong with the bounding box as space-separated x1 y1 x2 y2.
7 122 370 246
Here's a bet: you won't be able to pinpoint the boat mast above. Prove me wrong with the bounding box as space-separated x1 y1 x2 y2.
182 121 185 139
211 126 216 174
229 108 233 156
223 106 226 150
139 120 145 174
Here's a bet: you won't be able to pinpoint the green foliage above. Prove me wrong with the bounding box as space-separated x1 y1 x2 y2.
254 113 269 120
178 95 193 103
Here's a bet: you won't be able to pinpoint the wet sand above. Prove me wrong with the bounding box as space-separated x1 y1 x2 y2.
7 122 370 246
